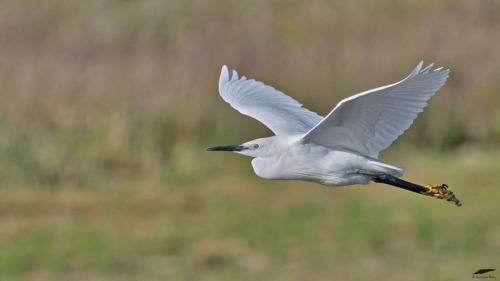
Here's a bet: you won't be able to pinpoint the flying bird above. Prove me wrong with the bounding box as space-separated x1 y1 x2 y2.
206 62 461 206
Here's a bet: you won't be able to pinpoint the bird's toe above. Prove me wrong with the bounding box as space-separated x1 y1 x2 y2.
422 184 461 207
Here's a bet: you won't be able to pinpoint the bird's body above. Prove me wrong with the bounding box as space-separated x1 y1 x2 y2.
207 62 461 206
246 134 402 186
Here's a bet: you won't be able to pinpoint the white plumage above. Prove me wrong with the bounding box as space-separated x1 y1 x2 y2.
208 62 449 187
303 61 449 158
219 65 323 134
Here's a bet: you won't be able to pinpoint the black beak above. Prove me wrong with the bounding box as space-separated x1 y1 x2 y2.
205 145 245 152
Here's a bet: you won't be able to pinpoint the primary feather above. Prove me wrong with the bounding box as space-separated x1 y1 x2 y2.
218 65 323 135
303 61 449 157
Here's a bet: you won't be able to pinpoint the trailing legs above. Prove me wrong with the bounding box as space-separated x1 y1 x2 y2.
357 169 461 207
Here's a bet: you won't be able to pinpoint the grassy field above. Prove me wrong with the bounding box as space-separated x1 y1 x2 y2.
0 0 499 280
0 147 499 280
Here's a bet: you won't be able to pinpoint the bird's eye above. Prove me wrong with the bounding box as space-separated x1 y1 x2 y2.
253 144 259 149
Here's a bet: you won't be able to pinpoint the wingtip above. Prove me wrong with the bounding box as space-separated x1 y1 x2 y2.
411 61 424 76
421 63 435 74
437 67 451 76
411 61 450 76
219 65 230 92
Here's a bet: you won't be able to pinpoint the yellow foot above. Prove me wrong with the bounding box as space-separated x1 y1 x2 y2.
421 184 461 207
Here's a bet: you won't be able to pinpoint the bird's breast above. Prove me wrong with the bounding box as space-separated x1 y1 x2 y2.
251 156 293 180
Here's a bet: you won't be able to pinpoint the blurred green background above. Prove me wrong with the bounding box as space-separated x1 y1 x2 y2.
0 0 499 280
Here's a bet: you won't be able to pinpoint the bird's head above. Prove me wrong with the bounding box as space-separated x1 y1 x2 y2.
206 137 275 158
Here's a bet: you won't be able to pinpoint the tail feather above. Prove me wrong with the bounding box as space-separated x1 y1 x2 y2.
368 161 404 177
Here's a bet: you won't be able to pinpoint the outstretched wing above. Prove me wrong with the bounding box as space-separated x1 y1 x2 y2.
218 65 323 135
302 62 449 158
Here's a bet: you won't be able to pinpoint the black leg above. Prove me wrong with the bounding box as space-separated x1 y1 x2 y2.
357 169 461 207
357 169 430 194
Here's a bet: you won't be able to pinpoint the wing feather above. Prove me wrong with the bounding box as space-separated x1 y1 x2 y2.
302 61 449 157
218 65 323 135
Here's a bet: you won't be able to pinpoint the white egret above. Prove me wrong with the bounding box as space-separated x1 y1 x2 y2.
207 62 460 206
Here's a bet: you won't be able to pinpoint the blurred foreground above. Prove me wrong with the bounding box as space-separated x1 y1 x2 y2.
0 0 499 280
1 148 499 280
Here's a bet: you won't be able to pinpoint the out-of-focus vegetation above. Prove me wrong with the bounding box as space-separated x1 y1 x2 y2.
0 0 499 280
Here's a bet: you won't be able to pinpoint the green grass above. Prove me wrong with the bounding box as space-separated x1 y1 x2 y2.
0 148 499 280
